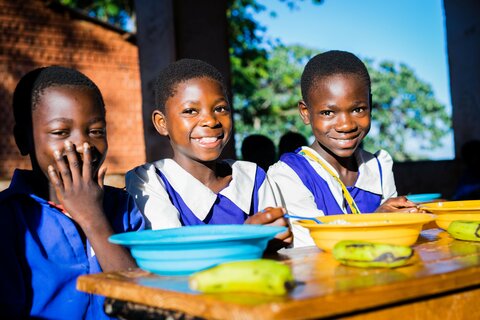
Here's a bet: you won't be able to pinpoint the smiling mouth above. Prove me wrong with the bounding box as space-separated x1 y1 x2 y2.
332 136 359 146
192 135 224 144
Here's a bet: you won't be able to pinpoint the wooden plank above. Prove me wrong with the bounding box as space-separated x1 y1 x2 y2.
77 229 480 320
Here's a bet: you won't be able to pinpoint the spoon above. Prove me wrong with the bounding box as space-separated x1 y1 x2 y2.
284 213 323 224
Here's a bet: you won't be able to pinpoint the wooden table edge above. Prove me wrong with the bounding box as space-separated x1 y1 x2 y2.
77 264 480 320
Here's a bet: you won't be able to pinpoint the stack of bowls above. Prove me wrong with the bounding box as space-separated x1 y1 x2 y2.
420 200 480 230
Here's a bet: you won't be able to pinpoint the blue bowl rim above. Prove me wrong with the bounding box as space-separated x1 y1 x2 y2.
109 224 286 246
406 193 442 202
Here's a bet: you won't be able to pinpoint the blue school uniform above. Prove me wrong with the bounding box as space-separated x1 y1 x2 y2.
126 159 280 229
279 151 382 214
0 169 145 319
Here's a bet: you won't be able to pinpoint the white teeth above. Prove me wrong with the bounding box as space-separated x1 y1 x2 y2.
195 137 218 143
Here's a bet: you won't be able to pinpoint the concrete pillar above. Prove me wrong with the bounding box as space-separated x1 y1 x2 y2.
173 0 235 158
444 0 480 156
135 0 176 161
134 0 235 160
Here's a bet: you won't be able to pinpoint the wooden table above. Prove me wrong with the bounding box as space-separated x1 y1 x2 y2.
77 229 480 319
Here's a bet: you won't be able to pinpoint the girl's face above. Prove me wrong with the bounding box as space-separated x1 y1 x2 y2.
31 86 108 178
153 77 232 165
299 74 371 160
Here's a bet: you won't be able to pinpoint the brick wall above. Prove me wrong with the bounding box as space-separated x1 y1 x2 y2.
0 0 146 182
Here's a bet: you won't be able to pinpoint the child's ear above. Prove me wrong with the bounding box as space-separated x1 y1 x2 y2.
298 100 311 125
152 110 169 136
14 124 31 156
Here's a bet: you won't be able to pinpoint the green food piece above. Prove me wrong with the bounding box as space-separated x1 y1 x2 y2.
333 240 414 268
189 259 294 295
447 220 480 242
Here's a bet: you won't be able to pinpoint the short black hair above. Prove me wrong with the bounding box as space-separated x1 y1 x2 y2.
154 59 228 111
13 66 104 130
301 50 371 105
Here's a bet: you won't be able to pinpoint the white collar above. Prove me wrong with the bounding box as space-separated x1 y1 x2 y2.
154 159 257 220
354 149 383 195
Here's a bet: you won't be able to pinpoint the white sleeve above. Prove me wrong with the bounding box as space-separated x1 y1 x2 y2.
256 174 282 210
125 164 182 230
375 150 398 202
267 161 324 247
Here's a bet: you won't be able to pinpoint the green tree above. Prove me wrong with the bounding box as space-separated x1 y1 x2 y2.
233 44 317 148
59 0 134 30
365 61 451 161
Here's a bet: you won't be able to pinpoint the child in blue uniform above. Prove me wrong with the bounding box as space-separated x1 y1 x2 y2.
126 59 291 248
268 51 417 247
0 66 145 319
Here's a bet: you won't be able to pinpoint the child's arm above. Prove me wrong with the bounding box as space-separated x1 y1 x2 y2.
125 163 182 229
245 207 293 251
376 196 419 213
48 141 137 271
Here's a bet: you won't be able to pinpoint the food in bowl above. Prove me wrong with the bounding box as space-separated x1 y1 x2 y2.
293 213 435 252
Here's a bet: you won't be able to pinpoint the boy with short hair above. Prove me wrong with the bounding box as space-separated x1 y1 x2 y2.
268 51 417 247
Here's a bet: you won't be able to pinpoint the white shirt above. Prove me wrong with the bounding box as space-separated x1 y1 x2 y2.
126 159 280 229
268 147 397 247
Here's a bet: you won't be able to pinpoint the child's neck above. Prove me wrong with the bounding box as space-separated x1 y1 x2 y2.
310 144 358 186
173 156 232 194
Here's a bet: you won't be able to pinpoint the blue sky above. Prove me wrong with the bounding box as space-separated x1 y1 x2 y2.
255 0 454 159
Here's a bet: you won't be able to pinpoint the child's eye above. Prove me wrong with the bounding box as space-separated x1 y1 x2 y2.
215 105 230 113
90 128 106 137
353 107 368 115
50 130 69 137
182 108 198 115
320 110 333 116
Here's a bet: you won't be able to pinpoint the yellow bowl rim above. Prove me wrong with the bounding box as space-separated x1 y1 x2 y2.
420 200 480 211
292 213 435 229
435 213 480 221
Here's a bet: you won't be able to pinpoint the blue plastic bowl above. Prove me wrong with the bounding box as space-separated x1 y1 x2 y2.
109 224 286 276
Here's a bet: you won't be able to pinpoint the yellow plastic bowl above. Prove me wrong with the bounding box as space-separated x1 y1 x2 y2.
435 213 480 230
293 213 435 252
420 200 480 215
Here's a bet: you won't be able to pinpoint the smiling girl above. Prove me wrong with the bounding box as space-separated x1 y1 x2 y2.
126 59 292 250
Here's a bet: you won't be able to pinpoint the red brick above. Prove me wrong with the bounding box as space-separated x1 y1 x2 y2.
0 0 145 178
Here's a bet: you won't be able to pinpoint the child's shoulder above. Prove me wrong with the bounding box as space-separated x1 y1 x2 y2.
356 148 393 165
268 151 308 174
224 159 267 176
126 159 176 184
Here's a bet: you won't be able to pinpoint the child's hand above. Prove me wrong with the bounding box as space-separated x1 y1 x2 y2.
47 141 106 227
245 207 293 251
48 141 137 272
375 196 419 213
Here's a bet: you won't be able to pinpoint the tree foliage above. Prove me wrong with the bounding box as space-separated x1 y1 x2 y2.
365 61 450 160
59 0 134 30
